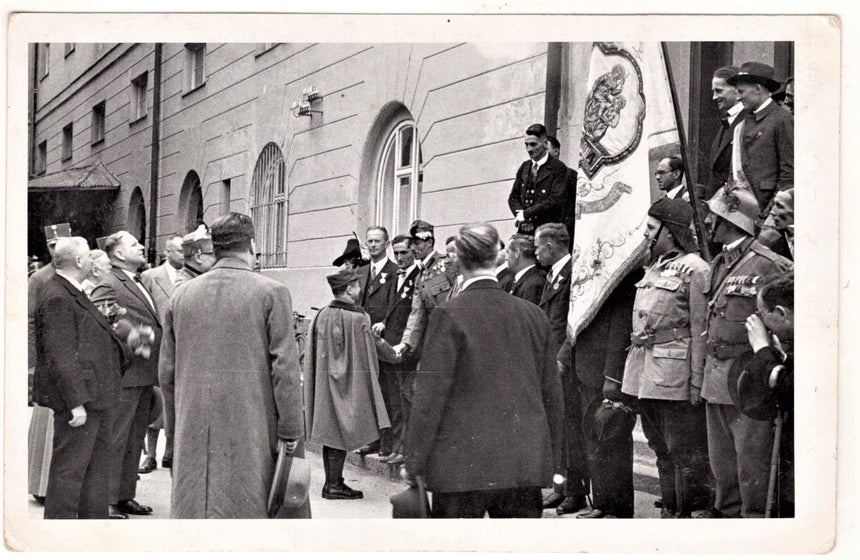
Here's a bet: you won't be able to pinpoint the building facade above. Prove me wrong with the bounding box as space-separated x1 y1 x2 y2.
28 41 792 311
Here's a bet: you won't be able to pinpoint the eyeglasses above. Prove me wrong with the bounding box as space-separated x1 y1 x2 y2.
654 170 669 177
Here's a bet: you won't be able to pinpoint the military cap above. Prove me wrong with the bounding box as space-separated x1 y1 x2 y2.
44 223 71 245
326 267 360 291
409 219 435 241
727 62 782 92
728 350 778 421
582 394 637 444
181 224 213 255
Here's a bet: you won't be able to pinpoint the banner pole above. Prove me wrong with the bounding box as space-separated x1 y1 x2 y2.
661 43 712 262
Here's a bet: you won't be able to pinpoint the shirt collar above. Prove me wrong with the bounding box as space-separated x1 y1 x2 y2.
166 264 177 284
371 256 390 272
532 152 549 168
398 263 416 277
754 97 773 114
460 274 497 292
727 101 744 123
514 263 536 283
421 252 437 268
55 270 84 292
121 268 139 281
550 253 571 281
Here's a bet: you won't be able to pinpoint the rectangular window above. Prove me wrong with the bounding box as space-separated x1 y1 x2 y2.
35 140 47 175
256 43 277 56
184 43 206 91
64 43 75 57
131 71 148 122
221 178 231 214
38 43 49 78
61 123 73 162
91 101 106 145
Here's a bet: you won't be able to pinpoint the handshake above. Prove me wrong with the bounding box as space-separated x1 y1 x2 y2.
370 322 407 364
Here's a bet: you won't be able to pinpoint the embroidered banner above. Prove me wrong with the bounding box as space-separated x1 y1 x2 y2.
568 42 681 340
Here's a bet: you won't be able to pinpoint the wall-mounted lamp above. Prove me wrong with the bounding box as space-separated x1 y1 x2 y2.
291 86 324 118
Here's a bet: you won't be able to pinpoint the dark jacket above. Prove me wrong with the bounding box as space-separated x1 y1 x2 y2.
508 154 569 231
538 258 572 353
33 275 127 414
91 267 162 388
406 279 564 493
510 265 546 307
358 258 399 325
739 101 794 214
382 267 421 346
706 107 748 200
573 270 640 391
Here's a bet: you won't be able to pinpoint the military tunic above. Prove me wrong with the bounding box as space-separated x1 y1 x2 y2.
701 237 791 518
621 251 712 516
400 251 457 358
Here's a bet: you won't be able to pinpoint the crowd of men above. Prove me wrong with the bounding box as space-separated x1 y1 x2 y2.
28 60 794 519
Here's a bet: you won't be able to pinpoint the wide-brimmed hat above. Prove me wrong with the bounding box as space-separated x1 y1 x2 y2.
728 350 778 421
332 237 367 267
409 219 435 242
390 475 430 518
267 440 311 518
582 394 637 443
727 62 782 92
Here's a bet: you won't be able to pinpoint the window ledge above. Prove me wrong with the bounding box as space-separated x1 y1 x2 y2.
182 82 206 98
91 138 105 147
129 114 147 126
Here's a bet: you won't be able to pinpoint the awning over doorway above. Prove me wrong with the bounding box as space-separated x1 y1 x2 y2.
28 160 121 193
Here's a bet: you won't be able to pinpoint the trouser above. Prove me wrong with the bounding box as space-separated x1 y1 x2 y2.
639 398 712 516
378 362 404 455
559 361 590 498
431 486 543 518
397 360 418 455
107 385 153 504
44 408 112 519
705 402 774 518
579 384 635 518
143 387 173 460
28 405 54 497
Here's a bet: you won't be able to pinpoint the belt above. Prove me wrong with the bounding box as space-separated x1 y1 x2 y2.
707 342 749 360
630 327 691 347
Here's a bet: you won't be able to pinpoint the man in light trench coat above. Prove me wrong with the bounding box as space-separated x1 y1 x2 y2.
159 212 305 518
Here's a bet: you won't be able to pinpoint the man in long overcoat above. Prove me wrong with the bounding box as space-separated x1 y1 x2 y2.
159 213 305 518
304 267 392 500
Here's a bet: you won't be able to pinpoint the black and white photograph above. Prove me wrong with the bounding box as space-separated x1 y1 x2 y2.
2 4 848 556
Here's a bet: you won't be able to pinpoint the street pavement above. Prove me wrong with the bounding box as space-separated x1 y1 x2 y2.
28 434 661 519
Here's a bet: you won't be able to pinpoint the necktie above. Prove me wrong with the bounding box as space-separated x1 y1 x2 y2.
531 162 539 181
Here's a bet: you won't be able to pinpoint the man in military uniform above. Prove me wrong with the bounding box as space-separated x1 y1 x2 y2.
508 124 568 234
393 220 457 361
700 184 791 518
621 198 711 518
174 225 216 287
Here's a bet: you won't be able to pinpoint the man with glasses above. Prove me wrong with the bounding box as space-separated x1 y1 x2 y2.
174 225 216 287
654 156 689 201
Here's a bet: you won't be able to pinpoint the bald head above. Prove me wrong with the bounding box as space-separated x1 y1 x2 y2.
53 237 92 282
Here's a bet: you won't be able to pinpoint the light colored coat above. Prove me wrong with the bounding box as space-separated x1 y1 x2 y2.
159 257 304 518
140 262 176 320
621 252 710 401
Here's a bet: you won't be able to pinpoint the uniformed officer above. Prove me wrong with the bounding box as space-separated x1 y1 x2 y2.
508 124 569 234
393 219 457 362
621 198 712 518
699 183 791 518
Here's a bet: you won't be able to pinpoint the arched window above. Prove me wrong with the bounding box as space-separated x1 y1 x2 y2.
127 187 146 245
179 170 204 234
376 120 423 236
250 142 287 268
